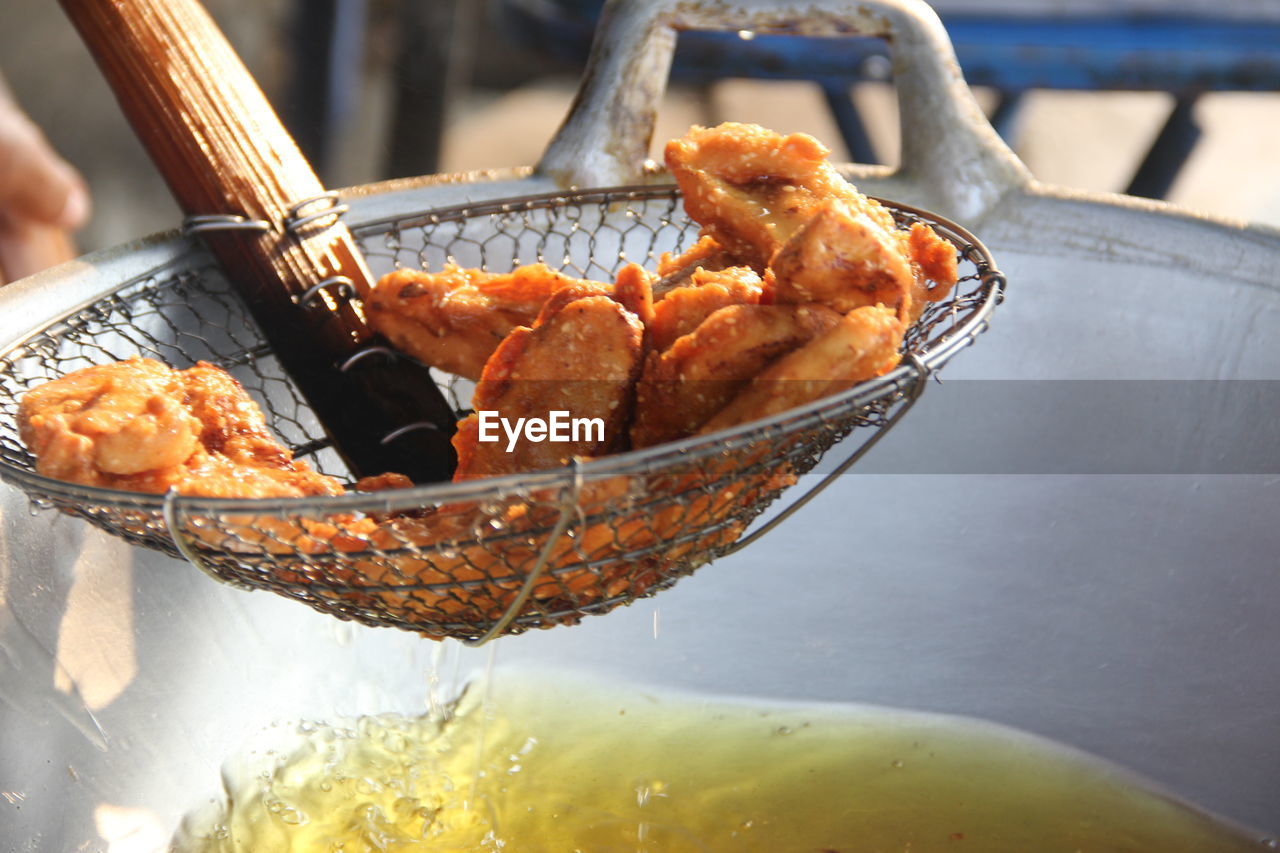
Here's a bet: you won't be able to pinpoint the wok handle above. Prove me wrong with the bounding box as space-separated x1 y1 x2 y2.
537 0 1031 220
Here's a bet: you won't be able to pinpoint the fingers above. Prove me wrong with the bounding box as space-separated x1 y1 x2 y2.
0 82 88 283
0 89 91 230
0 211 78 285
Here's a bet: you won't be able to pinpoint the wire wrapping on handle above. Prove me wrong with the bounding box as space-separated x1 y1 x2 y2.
182 214 273 236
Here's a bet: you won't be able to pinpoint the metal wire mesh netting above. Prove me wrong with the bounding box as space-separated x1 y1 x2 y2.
0 185 1003 641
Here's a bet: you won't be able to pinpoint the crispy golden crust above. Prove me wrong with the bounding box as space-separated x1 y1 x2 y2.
18 357 342 498
452 294 645 481
648 265 764 354
769 199 915 318
366 264 595 380
528 263 655 329
630 303 841 448
19 357 197 484
700 304 902 434
612 262 656 327
664 122 957 321
656 234 739 278
353 471 415 493
653 233 745 298
664 122 897 269
908 220 960 300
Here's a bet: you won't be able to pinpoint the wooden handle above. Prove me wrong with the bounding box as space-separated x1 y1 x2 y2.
57 0 371 349
58 0 459 482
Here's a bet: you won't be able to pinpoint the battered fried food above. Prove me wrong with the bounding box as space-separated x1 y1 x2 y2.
665 122 896 269
528 263 655 328
665 122 958 320
700 304 902 434
653 234 743 298
18 357 342 497
611 262 656 327
631 303 841 448
768 199 915 318
367 263 596 380
20 357 195 485
648 265 764 354
908 220 960 301
453 294 644 481
656 234 740 278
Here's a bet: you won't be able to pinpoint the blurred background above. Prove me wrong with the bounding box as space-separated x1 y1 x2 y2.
1 0 1278 257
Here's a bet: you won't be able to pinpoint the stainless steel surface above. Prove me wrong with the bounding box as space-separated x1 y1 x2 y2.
2 0 1279 847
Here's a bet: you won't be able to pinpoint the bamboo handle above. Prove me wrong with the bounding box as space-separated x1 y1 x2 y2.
58 0 458 482
57 0 370 349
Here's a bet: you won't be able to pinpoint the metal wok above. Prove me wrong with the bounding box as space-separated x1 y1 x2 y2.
1 0 1278 847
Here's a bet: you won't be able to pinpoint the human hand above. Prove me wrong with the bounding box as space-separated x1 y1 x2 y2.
0 79 91 284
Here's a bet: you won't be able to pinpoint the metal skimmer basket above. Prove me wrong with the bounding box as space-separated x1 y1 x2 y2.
0 185 1003 642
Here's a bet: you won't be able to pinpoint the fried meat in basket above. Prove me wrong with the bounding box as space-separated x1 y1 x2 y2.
700 304 904 434
630 303 842 449
667 122 957 322
16 122 960 634
452 292 644 481
366 263 597 381
647 265 765 353
19 357 343 498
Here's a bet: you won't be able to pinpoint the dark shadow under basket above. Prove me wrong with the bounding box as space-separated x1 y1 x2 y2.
0 186 1004 642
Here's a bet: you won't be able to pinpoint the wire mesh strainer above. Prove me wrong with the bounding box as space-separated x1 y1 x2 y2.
0 185 1003 642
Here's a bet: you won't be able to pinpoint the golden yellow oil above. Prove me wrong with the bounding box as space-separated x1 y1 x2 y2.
174 670 1272 853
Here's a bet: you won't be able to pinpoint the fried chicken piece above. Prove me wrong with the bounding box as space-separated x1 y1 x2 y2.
631 303 841 448
366 263 597 380
19 357 197 484
770 204 963 326
700 304 902 434
656 234 739 278
665 122 897 270
18 357 343 498
908 220 960 302
354 471 415 492
648 265 764 354
611 262 656 327
653 234 743 298
531 262 655 328
666 122 959 322
769 198 915 318
453 294 644 481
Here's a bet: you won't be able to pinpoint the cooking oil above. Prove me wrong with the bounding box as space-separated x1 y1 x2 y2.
173 669 1271 853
